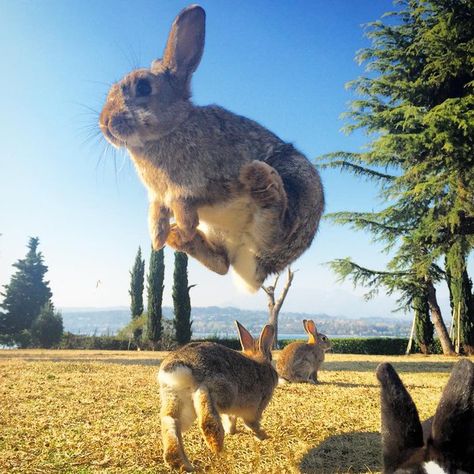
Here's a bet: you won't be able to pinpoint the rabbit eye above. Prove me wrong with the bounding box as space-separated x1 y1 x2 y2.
136 79 152 97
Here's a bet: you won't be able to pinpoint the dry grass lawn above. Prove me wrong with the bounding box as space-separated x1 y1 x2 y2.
0 350 467 473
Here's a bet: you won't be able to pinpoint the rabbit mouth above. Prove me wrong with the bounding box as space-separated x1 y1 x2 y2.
108 114 135 140
99 111 139 147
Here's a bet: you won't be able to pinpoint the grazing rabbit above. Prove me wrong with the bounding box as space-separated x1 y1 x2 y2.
99 5 324 292
158 321 278 472
376 359 474 474
276 319 331 384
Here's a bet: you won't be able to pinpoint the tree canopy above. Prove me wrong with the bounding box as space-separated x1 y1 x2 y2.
0 237 53 344
318 0 473 354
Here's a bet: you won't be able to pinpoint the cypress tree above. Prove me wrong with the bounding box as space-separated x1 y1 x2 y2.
147 246 165 349
129 247 145 344
172 251 193 345
0 237 53 344
129 246 145 319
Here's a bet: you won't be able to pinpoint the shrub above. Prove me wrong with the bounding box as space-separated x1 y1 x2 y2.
31 303 63 348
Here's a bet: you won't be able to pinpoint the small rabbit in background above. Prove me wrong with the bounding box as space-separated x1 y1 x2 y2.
376 359 474 474
158 321 277 472
99 5 324 292
276 319 331 384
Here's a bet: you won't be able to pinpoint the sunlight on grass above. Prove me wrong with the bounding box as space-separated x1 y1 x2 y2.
0 351 465 473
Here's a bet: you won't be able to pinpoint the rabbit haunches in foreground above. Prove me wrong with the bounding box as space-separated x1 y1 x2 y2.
158 322 277 472
99 5 324 291
277 319 331 384
377 359 474 474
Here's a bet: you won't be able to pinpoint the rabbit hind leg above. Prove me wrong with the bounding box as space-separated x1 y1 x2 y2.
193 386 225 453
161 390 194 472
242 415 268 441
166 225 230 275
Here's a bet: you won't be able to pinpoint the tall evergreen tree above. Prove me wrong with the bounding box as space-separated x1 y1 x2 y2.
172 251 194 345
318 0 473 354
147 246 165 348
129 247 145 319
0 237 53 344
129 246 145 344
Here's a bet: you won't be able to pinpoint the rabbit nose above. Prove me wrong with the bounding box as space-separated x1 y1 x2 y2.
109 114 132 136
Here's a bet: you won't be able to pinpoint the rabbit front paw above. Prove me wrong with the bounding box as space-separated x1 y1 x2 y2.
149 202 171 250
172 199 199 243
151 218 171 250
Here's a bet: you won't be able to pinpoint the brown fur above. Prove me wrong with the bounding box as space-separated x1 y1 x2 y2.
158 322 277 471
99 5 324 291
276 319 331 384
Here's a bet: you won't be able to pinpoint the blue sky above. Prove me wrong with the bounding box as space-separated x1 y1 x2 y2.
1 1 469 319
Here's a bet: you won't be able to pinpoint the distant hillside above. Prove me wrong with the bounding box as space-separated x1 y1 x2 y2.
60 306 411 338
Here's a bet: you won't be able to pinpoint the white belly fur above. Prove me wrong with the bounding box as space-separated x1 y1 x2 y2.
197 196 262 292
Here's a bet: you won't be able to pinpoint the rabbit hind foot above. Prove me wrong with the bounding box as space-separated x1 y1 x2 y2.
240 160 287 213
166 225 230 275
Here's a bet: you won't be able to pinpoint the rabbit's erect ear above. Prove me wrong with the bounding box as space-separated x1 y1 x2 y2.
429 358 474 471
162 5 205 80
376 363 423 473
303 320 318 344
235 321 255 352
259 325 275 358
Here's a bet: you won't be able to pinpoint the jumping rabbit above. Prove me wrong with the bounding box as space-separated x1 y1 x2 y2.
276 319 331 384
99 5 324 292
158 321 278 471
376 359 474 474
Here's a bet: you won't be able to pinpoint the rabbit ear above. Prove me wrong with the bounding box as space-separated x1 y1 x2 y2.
429 358 474 471
258 325 275 358
303 320 318 344
235 321 255 352
376 363 424 473
161 5 205 80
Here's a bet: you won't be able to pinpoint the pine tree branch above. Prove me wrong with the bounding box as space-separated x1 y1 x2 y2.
316 160 396 182
325 211 412 235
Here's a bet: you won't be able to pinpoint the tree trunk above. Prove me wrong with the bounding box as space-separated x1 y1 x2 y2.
405 312 416 355
419 343 429 355
267 309 279 350
426 280 456 355
261 268 295 349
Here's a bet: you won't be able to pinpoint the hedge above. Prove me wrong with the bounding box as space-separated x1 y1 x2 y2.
183 337 443 355
281 337 442 355
54 333 443 355
58 332 138 351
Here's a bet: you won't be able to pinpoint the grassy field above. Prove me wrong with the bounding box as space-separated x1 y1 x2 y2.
0 350 466 473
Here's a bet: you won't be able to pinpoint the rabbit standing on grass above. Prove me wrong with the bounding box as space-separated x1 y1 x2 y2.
99 5 324 292
376 359 474 474
158 321 277 472
276 319 331 384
